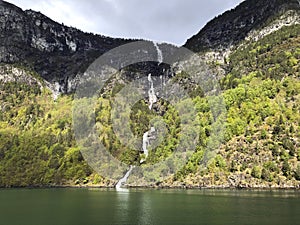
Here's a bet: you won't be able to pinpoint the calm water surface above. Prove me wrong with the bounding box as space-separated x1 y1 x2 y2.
0 188 299 225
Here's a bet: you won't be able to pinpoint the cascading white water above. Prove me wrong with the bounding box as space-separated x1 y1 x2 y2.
148 74 157 110
160 69 166 87
153 42 163 64
142 132 149 158
115 165 134 190
154 41 167 89
140 127 155 163
141 42 163 161
115 42 163 190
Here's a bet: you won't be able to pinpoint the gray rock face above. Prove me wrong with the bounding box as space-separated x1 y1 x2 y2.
1 0 299 95
184 0 300 52
0 0 132 93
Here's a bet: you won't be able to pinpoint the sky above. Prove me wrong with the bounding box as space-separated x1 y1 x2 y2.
8 0 244 45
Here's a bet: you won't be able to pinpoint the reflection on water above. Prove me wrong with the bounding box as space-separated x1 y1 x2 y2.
0 188 299 225
116 190 130 224
116 190 153 225
137 191 153 225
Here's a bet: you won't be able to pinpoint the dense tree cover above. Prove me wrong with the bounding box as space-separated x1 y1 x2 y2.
221 24 300 89
183 24 300 187
0 80 92 187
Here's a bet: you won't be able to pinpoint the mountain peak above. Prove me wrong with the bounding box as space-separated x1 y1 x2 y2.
184 0 300 52
0 0 132 92
0 0 21 10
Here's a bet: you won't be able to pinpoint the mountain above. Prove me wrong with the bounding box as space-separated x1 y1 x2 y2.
0 0 132 93
183 0 300 85
0 0 299 188
184 0 300 52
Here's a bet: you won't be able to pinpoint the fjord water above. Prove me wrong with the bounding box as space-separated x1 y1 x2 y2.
0 189 299 225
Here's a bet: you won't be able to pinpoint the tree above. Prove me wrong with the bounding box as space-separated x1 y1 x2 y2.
251 166 262 179
282 160 291 177
261 168 272 182
294 164 300 181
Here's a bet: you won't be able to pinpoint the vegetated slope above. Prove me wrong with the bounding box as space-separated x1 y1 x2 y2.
0 0 299 188
0 65 101 187
170 24 300 188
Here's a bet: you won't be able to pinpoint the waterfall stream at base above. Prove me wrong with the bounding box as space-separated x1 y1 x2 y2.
115 42 163 190
115 165 134 191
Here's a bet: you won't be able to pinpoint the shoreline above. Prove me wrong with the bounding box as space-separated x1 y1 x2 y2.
1 184 300 190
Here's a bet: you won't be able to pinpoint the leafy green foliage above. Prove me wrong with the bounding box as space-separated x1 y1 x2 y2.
0 22 300 188
0 77 92 187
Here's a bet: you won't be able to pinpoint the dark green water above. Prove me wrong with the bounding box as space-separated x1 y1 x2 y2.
0 188 299 225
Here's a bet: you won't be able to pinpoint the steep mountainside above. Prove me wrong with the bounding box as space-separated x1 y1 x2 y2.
174 24 300 188
0 0 299 188
184 0 300 52
0 0 132 93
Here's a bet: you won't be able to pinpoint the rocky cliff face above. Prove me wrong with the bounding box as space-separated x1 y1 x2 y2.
184 0 300 53
0 0 299 94
181 0 300 82
0 0 132 93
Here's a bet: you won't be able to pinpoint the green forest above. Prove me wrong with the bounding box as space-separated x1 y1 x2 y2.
0 23 299 188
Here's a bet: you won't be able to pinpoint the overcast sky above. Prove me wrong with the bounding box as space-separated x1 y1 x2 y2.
8 0 244 45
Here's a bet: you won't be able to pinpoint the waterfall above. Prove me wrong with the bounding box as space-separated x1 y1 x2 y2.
142 132 149 158
153 42 163 64
160 73 166 87
116 165 134 190
140 127 155 163
140 131 149 164
116 42 163 189
148 74 157 110
141 43 163 162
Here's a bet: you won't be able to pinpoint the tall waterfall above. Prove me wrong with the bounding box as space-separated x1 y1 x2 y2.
148 42 165 109
141 42 164 161
115 42 163 190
